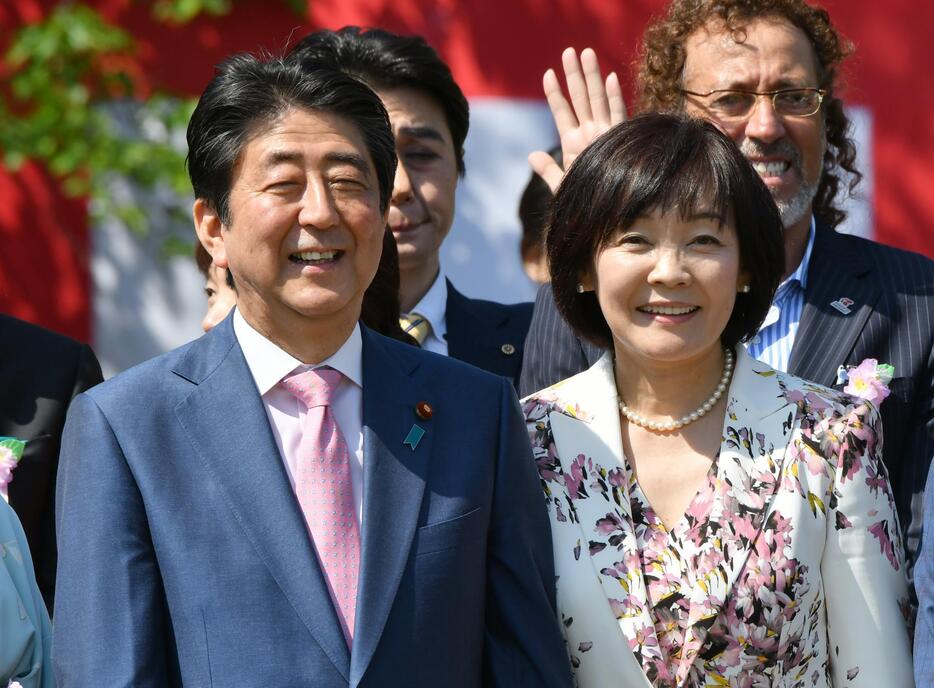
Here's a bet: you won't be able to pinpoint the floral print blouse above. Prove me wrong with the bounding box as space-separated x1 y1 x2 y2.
628 453 721 686
523 349 913 688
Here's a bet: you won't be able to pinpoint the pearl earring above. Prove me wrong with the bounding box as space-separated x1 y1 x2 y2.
739 284 751 293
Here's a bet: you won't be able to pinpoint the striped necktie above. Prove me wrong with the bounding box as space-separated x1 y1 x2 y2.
399 312 432 346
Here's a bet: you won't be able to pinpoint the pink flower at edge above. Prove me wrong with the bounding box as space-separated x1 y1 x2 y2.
844 358 892 406
0 445 18 499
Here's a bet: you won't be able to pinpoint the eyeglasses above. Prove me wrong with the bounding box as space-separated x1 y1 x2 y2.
679 87 826 121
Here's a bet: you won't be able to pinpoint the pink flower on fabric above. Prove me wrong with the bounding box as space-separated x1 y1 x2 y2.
843 359 894 406
564 454 589 500
0 437 27 501
869 519 900 570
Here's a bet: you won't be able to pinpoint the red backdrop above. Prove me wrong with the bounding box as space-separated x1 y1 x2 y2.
1 0 932 341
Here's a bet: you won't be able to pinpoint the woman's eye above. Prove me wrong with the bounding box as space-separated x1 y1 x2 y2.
692 235 722 246
619 234 648 246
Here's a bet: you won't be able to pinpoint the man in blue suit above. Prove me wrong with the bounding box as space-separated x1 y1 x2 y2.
53 55 570 687
288 28 532 389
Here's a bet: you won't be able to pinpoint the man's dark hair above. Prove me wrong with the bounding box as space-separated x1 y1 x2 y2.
287 26 469 175
549 113 784 350
186 53 396 224
518 146 561 265
362 229 418 346
637 0 858 229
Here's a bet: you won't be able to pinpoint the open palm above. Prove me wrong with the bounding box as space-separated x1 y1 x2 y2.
529 47 628 192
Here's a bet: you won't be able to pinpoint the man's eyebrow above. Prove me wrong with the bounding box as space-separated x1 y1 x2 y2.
260 150 371 177
716 77 812 91
397 125 445 143
263 150 303 167
325 151 371 177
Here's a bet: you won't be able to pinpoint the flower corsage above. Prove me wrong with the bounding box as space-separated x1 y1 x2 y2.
837 359 895 406
0 437 27 502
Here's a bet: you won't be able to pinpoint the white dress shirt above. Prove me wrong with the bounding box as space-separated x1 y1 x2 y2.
409 270 448 355
233 308 365 525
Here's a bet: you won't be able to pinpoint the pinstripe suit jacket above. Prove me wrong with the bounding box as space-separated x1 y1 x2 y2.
519 223 934 564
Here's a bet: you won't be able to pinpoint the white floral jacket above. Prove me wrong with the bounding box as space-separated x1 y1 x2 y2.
523 348 913 687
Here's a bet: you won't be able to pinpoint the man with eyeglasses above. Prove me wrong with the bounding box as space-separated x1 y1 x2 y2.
519 0 934 608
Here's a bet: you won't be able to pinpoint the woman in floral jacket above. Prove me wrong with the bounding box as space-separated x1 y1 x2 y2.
523 114 912 686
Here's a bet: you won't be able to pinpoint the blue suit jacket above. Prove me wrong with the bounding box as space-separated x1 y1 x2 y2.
916 461 934 683
53 317 571 688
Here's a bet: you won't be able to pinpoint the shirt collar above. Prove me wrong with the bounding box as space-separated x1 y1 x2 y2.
409 269 448 341
783 216 816 292
232 308 363 396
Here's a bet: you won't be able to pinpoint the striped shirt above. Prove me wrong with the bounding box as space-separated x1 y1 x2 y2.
745 219 816 372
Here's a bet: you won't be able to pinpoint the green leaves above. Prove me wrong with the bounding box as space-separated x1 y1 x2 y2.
153 0 233 23
0 1 281 242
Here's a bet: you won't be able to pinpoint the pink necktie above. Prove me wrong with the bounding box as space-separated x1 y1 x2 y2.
280 365 360 645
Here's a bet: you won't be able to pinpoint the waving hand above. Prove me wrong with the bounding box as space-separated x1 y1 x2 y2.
529 47 627 192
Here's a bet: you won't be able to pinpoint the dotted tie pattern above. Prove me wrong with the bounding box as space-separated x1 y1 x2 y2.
280 365 360 646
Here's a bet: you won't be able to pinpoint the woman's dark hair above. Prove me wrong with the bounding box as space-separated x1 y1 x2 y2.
548 112 784 349
186 53 397 224
287 26 469 174
361 229 418 346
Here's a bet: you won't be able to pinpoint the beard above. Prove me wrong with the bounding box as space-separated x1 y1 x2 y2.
740 138 820 229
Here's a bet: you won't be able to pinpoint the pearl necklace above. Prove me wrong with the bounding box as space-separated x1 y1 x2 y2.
618 348 735 433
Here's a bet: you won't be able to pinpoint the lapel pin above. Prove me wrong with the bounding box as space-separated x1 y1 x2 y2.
403 424 426 451
830 297 854 315
415 401 433 420
500 343 516 356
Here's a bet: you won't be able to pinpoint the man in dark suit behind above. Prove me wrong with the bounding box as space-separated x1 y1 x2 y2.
0 314 103 608
288 28 532 388
519 0 934 570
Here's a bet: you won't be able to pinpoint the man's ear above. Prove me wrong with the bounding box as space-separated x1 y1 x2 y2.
193 199 228 269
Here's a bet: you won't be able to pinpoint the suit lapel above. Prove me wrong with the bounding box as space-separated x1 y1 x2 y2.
350 329 432 687
674 348 795 685
546 356 663 675
445 280 508 368
788 225 881 385
173 318 351 679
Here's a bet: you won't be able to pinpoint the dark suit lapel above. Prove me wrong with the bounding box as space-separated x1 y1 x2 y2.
173 318 351 679
350 328 432 686
445 280 510 371
788 225 881 386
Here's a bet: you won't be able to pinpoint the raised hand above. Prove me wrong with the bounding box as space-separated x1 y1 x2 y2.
529 47 627 192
